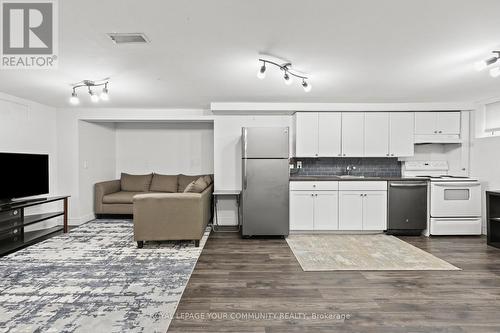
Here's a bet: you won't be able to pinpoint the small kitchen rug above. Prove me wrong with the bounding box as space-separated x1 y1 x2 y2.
0 219 210 333
286 234 460 271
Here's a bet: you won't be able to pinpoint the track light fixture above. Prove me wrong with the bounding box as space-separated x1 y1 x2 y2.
257 58 312 92
69 79 110 105
475 51 500 72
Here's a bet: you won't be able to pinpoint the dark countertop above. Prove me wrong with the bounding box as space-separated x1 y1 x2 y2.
289 175 428 182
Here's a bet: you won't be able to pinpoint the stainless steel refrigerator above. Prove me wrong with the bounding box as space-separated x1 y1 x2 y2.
241 127 289 237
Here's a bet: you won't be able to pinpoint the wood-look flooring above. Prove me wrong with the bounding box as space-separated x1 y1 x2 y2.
168 232 500 333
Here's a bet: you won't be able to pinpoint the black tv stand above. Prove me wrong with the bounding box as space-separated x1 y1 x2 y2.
0 197 48 208
0 196 69 256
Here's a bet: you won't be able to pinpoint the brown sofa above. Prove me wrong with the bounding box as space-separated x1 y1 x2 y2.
94 173 213 247
95 173 212 215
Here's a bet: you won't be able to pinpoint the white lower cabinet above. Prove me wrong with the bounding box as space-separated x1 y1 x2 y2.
313 191 339 230
290 181 387 231
338 192 364 230
290 182 339 231
362 191 387 230
290 191 314 230
338 182 387 231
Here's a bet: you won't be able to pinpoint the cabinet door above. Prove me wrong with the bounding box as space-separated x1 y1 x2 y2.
318 113 342 157
342 113 364 157
290 191 314 230
364 112 389 157
314 191 339 230
389 112 414 157
437 112 461 135
339 191 363 230
363 191 387 230
414 112 437 135
295 112 319 157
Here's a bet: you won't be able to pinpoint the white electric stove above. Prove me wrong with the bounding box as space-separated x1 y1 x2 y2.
403 161 482 235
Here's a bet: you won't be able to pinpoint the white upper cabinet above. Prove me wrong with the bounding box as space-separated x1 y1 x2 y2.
436 112 461 135
342 113 364 157
295 113 319 157
295 111 418 157
414 112 461 143
389 112 414 157
414 112 437 135
364 113 389 157
318 113 342 157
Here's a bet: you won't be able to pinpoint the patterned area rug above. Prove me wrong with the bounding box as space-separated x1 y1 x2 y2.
286 234 460 271
0 219 210 333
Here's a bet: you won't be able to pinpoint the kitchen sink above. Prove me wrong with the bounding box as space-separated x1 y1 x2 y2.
338 175 365 179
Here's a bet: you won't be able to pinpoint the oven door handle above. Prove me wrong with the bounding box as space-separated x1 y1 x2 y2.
433 183 480 187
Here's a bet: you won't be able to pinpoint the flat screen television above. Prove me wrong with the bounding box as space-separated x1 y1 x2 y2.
0 152 49 202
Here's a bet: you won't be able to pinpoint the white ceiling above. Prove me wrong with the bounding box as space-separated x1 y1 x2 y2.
1 0 500 109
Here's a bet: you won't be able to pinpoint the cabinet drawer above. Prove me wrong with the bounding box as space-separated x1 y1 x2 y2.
339 181 387 191
290 181 338 191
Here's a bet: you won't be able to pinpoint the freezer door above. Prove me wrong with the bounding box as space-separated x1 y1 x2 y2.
242 158 289 236
242 127 289 158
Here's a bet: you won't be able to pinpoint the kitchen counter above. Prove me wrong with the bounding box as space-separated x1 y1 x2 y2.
289 175 428 181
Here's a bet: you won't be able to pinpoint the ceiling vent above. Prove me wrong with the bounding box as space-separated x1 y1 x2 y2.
107 33 149 44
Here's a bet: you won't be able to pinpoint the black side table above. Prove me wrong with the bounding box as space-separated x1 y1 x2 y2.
486 191 500 248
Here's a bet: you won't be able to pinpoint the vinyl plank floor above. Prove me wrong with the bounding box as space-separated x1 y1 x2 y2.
168 232 500 333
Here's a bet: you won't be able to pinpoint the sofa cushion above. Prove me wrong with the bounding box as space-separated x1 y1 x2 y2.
150 174 178 193
102 191 146 204
184 177 209 193
178 174 201 192
121 173 153 192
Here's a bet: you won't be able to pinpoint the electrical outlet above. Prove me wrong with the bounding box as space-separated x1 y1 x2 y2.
297 161 302 169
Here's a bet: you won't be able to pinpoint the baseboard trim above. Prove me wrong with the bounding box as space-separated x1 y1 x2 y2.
69 213 95 226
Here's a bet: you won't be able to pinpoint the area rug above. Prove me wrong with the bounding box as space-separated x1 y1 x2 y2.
286 234 459 271
0 219 210 333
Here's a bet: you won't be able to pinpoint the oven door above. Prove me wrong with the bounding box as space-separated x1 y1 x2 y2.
430 182 481 217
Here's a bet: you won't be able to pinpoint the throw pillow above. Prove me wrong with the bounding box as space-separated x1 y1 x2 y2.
184 177 209 193
178 174 200 192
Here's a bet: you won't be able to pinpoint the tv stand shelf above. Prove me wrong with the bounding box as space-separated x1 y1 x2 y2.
0 196 69 256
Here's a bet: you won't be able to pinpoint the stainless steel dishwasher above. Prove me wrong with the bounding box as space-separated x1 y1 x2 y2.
387 181 428 236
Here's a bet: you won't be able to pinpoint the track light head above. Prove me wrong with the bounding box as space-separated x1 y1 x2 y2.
100 84 109 101
283 71 293 85
257 62 266 79
302 79 312 92
69 90 79 105
490 67 500 78
89 89 99 102
475 51 500 71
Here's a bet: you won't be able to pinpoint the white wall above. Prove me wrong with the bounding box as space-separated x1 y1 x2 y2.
115 122 213 176
0 92 60 229
470 109 500 234
56 108 213 224
78 121 116 221
213 115 291 225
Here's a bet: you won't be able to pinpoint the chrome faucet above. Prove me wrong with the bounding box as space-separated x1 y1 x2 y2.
345 165 357 175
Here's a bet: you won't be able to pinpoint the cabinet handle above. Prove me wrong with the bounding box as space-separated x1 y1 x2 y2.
438 130 442 133
343 154 346 156
311 194 314 197
434 130 437 133
338 154 342 156
390 154 394 156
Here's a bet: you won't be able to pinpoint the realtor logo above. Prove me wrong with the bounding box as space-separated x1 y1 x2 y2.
1 0 58 69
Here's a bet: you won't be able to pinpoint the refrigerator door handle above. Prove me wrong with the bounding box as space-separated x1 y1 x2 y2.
243 158 248 190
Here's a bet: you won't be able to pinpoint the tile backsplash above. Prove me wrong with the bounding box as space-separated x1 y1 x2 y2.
291 157 402 177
